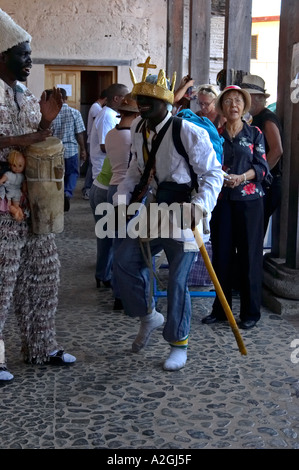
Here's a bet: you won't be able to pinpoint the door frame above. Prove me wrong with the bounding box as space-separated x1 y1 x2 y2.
45 65 117 110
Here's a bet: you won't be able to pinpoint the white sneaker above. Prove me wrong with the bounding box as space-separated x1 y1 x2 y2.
163 347 187 371
132 309 164 352
0 367 14 381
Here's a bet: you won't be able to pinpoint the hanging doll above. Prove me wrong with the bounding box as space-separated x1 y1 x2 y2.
0 150 26 221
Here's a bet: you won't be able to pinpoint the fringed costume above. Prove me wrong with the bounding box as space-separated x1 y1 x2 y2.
0 216 61 366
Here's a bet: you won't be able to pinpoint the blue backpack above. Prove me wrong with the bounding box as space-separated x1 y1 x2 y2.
172 109 224 191
174 109 224 163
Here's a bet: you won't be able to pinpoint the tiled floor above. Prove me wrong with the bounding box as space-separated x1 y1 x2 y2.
1 179 299 451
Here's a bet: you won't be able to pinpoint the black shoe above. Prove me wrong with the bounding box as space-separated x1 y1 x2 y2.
103 280 111 288
64 195 70 212
202 314 226 325
46 350 76 365
113 298 124 310
238 320 257 330
95 278 111 288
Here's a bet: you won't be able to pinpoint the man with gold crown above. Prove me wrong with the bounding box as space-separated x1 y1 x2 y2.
0 9 76 382
113 57 223 371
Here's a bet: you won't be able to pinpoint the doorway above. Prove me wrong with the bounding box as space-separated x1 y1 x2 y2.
45 65 117 126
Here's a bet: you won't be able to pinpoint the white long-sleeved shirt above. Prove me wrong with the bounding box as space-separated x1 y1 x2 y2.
113 112 223 249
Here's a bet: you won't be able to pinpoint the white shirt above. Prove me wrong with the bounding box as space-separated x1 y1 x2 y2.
113 112 223 248
87 101 102 143
89 106 120 180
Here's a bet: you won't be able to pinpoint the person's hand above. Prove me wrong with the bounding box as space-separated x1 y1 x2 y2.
174 76 195 104
179 75 195 89
180 203 208 231
80 149 87 161
39 87 63 127
223 173 245 188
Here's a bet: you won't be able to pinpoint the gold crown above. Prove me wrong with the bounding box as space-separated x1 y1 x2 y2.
130 56 176 105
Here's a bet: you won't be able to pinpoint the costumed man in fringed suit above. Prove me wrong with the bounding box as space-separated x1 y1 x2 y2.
0 9 76 382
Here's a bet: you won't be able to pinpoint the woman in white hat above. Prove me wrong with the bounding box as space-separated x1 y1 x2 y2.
202 85 271 330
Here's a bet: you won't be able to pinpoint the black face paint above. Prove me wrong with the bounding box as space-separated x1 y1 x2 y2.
137 95 167 122
4 41 32 82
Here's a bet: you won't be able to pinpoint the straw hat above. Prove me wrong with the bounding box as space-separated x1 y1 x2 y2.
0 9 31 54
117 93 139 113
240 74 270 98
215 85 251 115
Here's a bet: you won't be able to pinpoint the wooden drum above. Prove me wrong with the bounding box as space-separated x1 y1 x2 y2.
25 137 64 234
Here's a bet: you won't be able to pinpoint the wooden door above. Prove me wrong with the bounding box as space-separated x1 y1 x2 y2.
45 67 81 109
45 65 117 112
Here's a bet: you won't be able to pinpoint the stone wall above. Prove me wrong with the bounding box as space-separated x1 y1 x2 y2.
0 0 168 92
1 0 167 65
210 16 225 84
1 0 225 93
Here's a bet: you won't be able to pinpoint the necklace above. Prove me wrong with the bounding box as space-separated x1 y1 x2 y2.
227 121 243 139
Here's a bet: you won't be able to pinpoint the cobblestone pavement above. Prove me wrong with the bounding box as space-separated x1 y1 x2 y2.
1 180 299 452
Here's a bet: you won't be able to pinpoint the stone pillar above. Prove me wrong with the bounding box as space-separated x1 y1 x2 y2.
262 0 299 316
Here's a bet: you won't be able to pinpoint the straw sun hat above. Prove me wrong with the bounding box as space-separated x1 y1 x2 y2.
215 85 251 115
240 74 270 98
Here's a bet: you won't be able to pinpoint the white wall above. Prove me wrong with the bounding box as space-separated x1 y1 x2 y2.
210 16 225 86
250 20 280 103
4 1 273 100
1 0 167 96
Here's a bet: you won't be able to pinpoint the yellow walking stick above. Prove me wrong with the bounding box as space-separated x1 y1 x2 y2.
193 227 247 356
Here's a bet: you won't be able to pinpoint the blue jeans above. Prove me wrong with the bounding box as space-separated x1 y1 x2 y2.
82 159 93 195
89 184 113 282
64 154 79 198
114 237 196 343
107 185 121 298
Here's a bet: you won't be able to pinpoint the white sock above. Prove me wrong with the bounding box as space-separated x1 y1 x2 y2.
132 309 164 353
0 368 14 381
163 347 187 371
